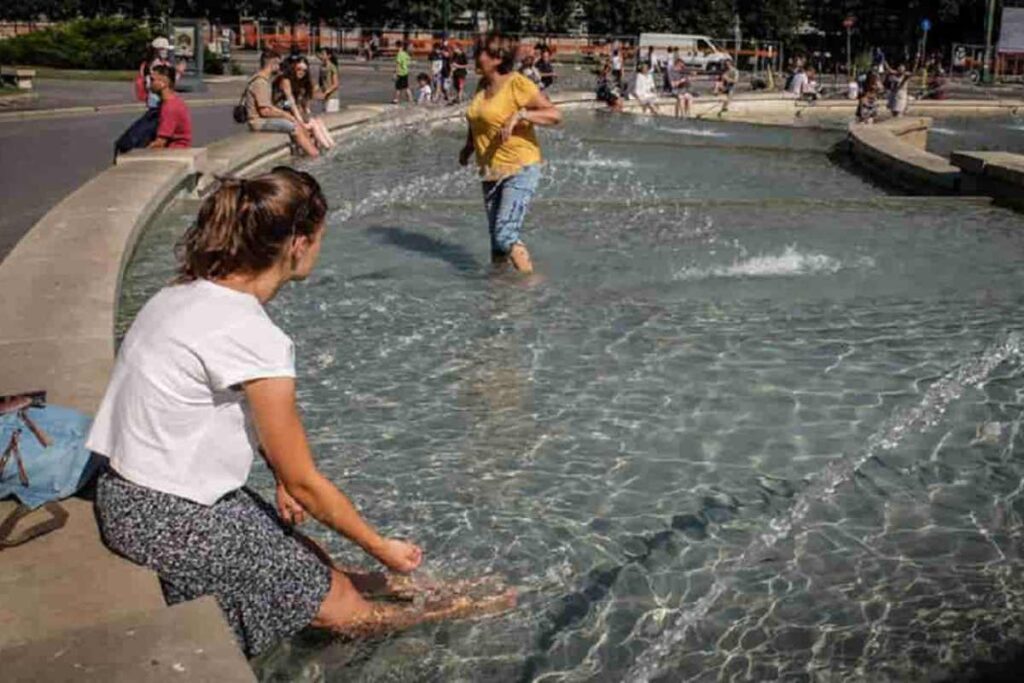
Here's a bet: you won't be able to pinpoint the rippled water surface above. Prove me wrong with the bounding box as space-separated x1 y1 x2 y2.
927 115 1024 156
121 113 1024 682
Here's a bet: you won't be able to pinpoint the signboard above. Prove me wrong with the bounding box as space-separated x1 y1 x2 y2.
169 18 205 92
998 7 1024 53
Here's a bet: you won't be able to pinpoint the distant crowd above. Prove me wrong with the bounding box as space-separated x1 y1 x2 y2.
114 34 962 161
388 38 555 106
592 46 738 118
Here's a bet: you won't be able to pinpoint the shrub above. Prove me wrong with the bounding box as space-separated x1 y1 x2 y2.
0 18 155 70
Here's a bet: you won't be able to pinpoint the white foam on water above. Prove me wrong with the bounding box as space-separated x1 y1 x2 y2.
929 126 958 136
657 125 730 138
626 332 1023 682
673 245 871 281
329 168 474 222
558 157 635 169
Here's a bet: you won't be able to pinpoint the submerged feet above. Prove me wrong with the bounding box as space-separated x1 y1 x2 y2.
329 572 517 638
492 243 534 275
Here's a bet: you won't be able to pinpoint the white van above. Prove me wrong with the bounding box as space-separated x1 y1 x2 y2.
638 33 731 72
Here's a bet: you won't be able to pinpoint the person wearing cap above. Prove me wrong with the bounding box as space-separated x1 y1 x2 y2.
138 37 172 110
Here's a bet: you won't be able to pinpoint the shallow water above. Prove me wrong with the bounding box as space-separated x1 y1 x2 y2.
121 113 1024 682
927 115 1024 156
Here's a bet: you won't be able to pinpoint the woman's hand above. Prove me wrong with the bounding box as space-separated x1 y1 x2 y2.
373 537 424 573
501 110 526 142
458 144 474 166
276 482 307 525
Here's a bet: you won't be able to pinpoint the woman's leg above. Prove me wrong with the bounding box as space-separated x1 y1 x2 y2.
491 166 541 273
483 180 505 265
312 569 516 638
292 125 320 158
311 118 335 148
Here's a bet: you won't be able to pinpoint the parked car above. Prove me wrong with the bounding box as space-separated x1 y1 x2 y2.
638 33 731 72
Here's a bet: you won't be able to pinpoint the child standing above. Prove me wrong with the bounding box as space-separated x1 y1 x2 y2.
392 41 413 104
415 73 432 105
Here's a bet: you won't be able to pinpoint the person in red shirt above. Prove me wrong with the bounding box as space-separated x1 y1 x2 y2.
148 65 192 149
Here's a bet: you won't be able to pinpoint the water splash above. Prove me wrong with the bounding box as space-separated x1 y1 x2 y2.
656 125 730 138
329 168 476 223
673 245 873 281
627 332 1023 682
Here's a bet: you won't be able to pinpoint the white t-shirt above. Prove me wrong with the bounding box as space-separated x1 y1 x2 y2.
86 279 295 505
633 72 657 101
417 84 432 103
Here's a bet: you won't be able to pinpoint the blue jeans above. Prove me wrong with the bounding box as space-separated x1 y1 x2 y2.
482 164 541 256
249 118 297 134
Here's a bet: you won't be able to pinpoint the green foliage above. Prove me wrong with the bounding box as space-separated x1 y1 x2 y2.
203 45 226 74
0 17 155 69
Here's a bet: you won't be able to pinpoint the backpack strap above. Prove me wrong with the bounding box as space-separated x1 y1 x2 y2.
0 501 69 550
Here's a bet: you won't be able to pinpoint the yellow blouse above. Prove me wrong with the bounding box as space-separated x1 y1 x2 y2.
466 73 543 179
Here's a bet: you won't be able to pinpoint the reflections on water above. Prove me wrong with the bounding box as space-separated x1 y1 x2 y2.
120 113 1024 682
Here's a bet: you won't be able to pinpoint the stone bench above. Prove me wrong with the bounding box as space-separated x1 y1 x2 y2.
1 67 36 90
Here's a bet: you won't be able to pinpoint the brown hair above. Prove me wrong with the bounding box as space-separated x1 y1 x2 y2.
477 32 516 75
175 166 327 282
150 63 175 84
260 49 281 68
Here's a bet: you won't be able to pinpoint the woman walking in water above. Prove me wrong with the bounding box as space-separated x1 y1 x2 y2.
88 167 513 657
459 32 562 274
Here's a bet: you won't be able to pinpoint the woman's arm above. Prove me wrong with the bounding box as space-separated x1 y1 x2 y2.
501 90 562 142
280 79 305 125
244 377 422 573
458 125 474 166
323 69 339 99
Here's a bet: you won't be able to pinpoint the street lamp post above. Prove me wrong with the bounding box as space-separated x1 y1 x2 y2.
983 0 997 83
843 16 855 77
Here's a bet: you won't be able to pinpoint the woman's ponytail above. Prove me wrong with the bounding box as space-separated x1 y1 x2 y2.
175 167 327 282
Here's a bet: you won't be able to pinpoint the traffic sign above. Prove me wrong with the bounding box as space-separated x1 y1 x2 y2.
921 18 932 32
843 16 856 29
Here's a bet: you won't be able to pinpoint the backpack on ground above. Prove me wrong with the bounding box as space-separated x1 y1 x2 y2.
0 391 102 549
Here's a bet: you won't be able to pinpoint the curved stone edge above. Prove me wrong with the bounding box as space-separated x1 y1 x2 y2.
951 150 1024 210
624 94 1022 128
847 117 961 193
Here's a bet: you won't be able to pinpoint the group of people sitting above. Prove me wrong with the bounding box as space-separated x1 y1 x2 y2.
241 48 341 158
596 51 736 119
113 36 193 157
784 60 823 100
783 53 950 125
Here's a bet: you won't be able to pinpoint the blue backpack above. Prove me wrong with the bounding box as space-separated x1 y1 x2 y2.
0 392 102 548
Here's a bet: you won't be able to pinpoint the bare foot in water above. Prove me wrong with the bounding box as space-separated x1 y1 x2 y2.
332 586 518 638
509 242 533 274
